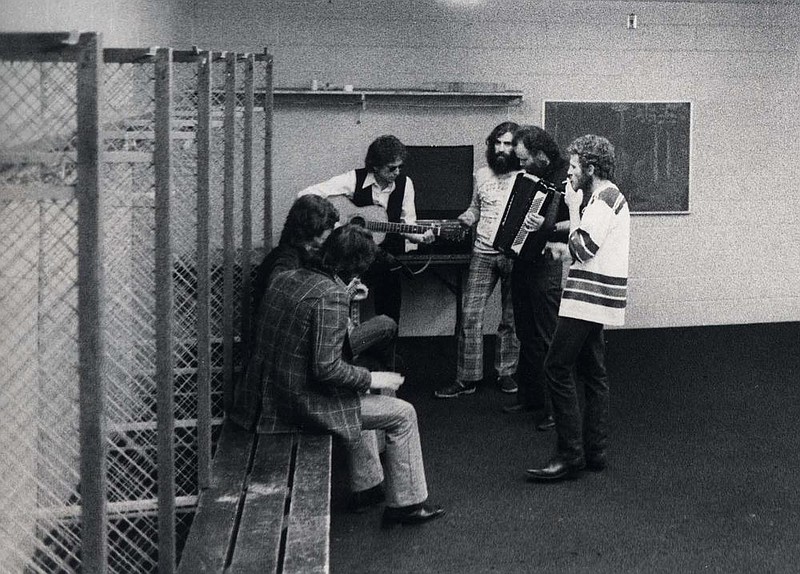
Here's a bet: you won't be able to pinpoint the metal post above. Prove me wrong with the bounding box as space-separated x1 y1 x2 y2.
154 46 176 574
241 54 254 363
195 51 212 489
222 52 236 413
77 31 108 574
263 50 273 250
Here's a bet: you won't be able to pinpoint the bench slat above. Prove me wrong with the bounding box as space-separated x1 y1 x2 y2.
227 433 294 573
177 422 254 574
282 434 333 574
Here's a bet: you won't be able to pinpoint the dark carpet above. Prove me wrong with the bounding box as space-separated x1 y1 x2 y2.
329 322 800 573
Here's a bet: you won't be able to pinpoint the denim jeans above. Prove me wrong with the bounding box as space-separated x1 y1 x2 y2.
511 258 564 413
349 314 398 453
456 251 518 383
544 316 609 462
346 394 428 507
349 314 397 371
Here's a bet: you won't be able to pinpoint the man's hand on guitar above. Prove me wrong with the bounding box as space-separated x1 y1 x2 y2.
522 212 544 233
457 211 476 228
369 371 405 392
407 229 436 244
347 278 369 302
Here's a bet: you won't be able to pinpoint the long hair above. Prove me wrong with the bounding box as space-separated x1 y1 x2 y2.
567 134 616 181
319 224 378 283
485 121 520 172
486 121 519 148
512 124 564 167
279 195 340 248
364 135 407 172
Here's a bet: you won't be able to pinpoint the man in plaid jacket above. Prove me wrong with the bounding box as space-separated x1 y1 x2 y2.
234 224 444 526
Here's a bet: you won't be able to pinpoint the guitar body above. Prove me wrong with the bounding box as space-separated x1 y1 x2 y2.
328 195 389 244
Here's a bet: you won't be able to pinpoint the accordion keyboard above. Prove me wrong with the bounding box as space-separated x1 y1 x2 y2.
510 191 547 255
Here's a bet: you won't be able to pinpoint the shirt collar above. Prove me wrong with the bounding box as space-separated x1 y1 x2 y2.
363 172 395 193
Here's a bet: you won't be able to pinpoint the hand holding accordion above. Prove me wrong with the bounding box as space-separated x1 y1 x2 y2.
543 241 571 262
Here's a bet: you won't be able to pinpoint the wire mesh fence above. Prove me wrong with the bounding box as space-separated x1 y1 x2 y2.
0 41 84 574
0 34 271 573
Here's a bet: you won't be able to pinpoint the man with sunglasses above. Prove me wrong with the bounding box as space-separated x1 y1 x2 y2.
299 135 435 324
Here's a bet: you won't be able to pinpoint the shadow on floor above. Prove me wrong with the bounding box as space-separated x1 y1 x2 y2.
330 322 800 573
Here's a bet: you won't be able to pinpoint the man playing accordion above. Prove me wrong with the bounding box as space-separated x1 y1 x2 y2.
498 126 574 434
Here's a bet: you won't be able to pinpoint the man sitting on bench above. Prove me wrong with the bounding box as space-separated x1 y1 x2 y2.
248 194 397 373
233 223 445 527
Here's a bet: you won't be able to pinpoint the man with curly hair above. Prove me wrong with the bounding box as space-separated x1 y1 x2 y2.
526 134 630 482
498 125 572 433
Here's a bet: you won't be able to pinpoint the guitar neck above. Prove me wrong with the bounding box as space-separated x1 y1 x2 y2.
343 279 361 326
364 220 438 236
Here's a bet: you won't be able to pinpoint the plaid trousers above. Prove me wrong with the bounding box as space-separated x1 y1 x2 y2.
456 251 519 383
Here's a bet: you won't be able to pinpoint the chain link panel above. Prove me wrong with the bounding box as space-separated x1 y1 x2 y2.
1 42 268 572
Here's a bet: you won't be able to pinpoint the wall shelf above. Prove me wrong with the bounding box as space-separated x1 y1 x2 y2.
272 87 524 111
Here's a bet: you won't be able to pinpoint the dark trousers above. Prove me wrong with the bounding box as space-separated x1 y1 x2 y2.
511 258 563 414
362 258 402 324
544 316 609 462
349 314 397 372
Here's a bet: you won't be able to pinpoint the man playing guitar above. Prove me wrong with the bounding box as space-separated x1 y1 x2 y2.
298 135 435 324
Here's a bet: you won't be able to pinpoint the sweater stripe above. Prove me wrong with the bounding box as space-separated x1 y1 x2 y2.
562 289 627 308
564 270 628 309
571 229 598 262
568 268 628 286
564 279 627 300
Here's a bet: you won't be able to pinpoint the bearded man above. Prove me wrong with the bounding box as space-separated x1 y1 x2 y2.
526 134 630 482
500 125 572 434
434 122 522 399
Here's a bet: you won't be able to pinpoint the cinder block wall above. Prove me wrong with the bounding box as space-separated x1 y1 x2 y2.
6 0 799 333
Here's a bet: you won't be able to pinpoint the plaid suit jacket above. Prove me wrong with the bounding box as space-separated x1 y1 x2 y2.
230 267 371 445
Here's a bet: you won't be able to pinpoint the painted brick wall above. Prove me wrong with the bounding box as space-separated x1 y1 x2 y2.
5 0 799 333
198 0 800 332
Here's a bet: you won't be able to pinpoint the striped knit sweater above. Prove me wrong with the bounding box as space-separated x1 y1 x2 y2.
560 184 630 326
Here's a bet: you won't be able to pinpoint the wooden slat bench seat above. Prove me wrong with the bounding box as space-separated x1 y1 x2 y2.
178 421 333 574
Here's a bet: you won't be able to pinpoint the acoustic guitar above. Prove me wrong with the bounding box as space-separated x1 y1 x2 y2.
328 195 465 245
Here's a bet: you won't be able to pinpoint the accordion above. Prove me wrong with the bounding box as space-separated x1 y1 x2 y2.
492 172 563 261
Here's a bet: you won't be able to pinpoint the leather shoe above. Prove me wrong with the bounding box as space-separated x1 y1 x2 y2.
501 403 534 414
382 502 445 527
434 380 477 399
349 484 385 513
498 375 518 394
536 415 555 431
525 458 585 482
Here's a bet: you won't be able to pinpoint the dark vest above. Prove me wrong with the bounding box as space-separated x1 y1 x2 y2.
352 168 407 254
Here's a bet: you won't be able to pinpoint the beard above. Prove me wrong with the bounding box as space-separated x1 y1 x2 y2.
486 149 519 175
572 172 593 194
524 156 550 178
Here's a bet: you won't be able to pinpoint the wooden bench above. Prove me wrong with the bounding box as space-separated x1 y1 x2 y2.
178 421 333 574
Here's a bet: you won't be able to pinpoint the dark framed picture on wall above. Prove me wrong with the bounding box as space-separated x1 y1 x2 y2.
544 101 691 214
